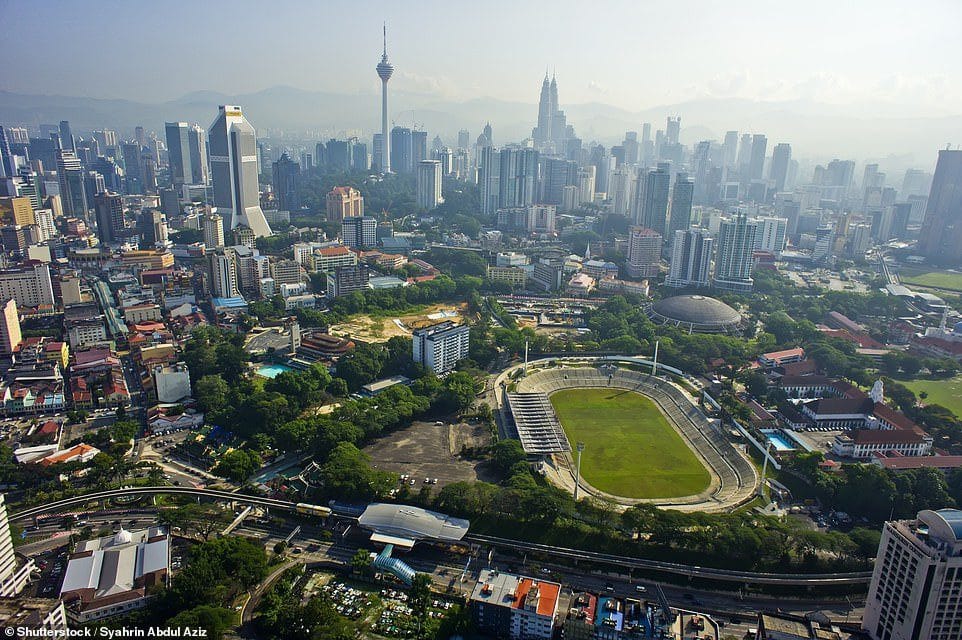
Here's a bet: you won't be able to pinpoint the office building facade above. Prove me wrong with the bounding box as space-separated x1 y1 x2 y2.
667 228 714 288
626 226 662 279
341 216 377 248
417 160 443 210
208 105 272 238
713 213 757 292
863 509 962 640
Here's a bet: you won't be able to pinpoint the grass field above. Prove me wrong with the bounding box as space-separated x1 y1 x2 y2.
898 268 962 292
550 388 710 499
894 376 962 418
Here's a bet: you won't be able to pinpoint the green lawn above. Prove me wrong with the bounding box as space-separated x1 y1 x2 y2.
550 388 710 499
894 376 962 418
898 268 962 292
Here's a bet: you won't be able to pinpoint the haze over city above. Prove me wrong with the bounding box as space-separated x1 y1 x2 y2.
2 0 961 164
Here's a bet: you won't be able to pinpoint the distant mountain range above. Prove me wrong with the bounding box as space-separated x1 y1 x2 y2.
2 86 958 170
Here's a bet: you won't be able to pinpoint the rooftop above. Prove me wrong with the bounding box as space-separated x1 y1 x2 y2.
357 503 469 543
647 295 742 333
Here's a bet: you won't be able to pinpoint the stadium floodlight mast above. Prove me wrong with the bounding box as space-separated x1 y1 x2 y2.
651 340 659 376
574 441 586 501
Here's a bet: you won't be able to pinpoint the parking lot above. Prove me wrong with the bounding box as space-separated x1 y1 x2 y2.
363 420 497 491
307 575 457 638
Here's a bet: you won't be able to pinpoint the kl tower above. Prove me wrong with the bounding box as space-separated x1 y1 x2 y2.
376 23 394 173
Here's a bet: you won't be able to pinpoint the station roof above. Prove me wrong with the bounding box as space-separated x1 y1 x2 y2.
358 503 469 543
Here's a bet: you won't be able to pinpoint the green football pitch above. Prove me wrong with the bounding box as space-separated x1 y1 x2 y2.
550 388 711 499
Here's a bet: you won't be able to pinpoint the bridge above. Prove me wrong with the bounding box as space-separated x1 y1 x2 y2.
11 487 873 588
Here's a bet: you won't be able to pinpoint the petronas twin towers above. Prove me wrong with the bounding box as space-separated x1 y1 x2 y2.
532 73 575 154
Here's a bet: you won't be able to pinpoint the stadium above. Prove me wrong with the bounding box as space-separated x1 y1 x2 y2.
499 357 758 511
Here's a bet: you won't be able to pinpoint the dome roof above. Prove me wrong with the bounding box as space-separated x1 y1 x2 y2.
113 527 133 545
647 295 742 333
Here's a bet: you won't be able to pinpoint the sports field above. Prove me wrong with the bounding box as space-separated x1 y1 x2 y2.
894 376 962 418
898 268 962 293
550 388 711 499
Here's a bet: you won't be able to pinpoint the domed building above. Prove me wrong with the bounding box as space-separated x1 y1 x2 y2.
645 294 743 334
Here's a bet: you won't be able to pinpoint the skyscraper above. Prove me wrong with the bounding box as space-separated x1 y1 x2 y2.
187 124 208 185
667 228 714 288
0 127 15 178
416 160 443 210
390 127 413 173
626 226 662 278
165 122 192 185
722 131 739 169
376 24 394 173
668 172 694 238
770 143 791 192
748 134 767 181
209 251 239 298
498 148 539 208
666 117 680 145
0 299 21 356
478 145 499 215
918 150 962 265
713 213 757 292
863 509 962 640
531 73 574 153
208 105 272 238
540 157 578 206
59 120 75 152
341 216 377 248
94 191 124 243
56 149 88 216
753 216 788 256
0 493 34 596
203 212 225 249
272 153 301 212
412 130 428 165
631 163 671 235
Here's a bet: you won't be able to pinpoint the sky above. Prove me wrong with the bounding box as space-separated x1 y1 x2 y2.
2 0 961 115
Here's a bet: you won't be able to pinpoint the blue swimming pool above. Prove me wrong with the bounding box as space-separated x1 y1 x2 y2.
764 431 797 452
255 364 293 379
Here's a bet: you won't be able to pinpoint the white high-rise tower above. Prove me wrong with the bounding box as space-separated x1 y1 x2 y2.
376 24 395 173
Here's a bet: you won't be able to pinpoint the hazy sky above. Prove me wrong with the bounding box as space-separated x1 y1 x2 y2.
2 0 961 114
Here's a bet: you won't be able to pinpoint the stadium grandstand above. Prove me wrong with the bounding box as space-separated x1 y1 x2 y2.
505 392 571 455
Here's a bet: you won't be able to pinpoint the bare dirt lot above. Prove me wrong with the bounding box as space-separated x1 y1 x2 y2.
329 302 468 343
363 419 497 489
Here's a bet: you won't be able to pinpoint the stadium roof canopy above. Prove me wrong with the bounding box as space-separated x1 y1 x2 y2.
646 295 742 334
506 392 571 455
358 503 470 543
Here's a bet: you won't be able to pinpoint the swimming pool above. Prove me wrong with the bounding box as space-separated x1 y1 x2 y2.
764 431 797 452
255 364 293 379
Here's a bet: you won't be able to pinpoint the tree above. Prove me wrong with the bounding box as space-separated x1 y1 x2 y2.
437 371 481 413
409 573 433 637
350 548 372 575
316 442 396 500
490 440 526 475
159 503 233 541
326 377 349 397
166 605 233 640
213 449 262 482
195 375 230 414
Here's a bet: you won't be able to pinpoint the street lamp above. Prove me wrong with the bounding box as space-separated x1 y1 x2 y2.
574 442 585 502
